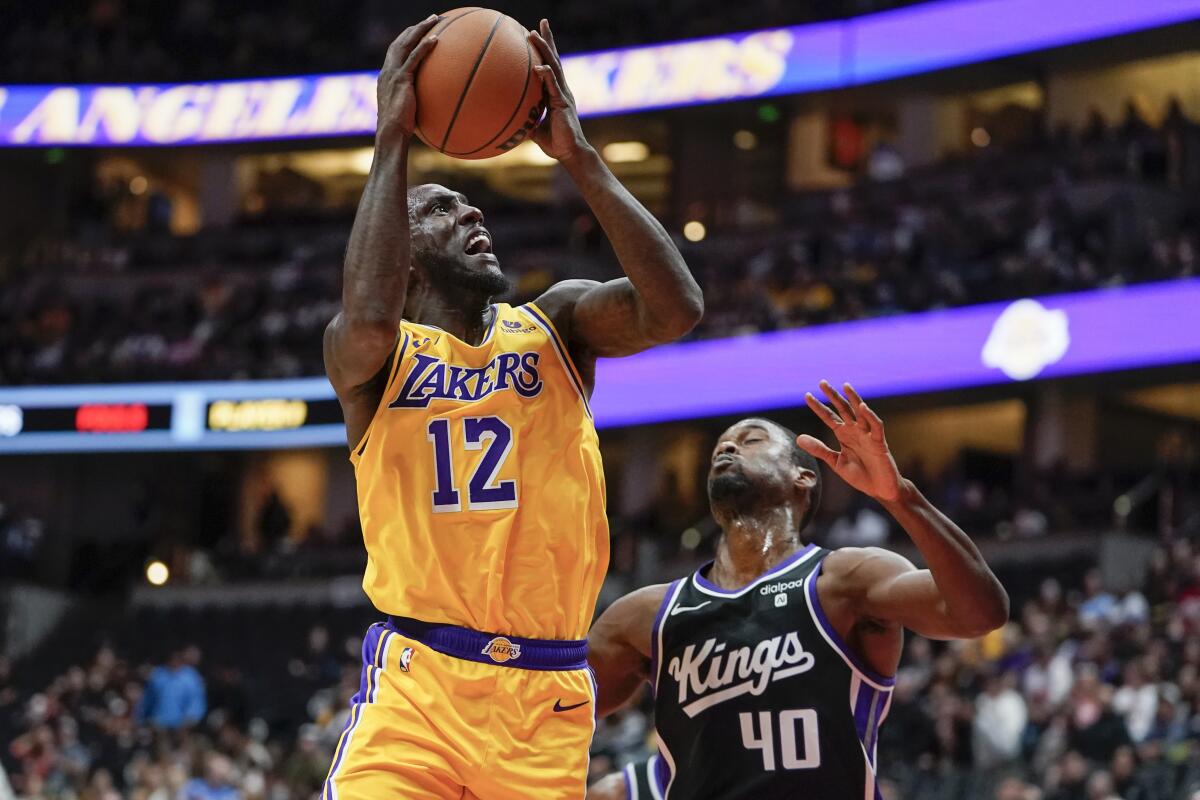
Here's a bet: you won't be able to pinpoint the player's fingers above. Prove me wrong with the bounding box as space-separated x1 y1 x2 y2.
842 382 866 410
530 25 567 86
796 434 838 467
533 65 566 105
386 15 439 68
805 392 844 430
819 380 856 424
541 18 562 61
400 34 438 74
859 402 885 441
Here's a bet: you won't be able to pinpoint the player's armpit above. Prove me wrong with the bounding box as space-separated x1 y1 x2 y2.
825 547 982 641
588 583 668 717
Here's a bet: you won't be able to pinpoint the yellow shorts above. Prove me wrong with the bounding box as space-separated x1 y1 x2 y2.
323 619 597 800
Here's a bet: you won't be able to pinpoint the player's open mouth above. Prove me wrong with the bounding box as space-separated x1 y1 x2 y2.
713 454 737 468
465 230 492 255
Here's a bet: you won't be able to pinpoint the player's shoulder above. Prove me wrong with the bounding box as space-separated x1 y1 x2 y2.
531 279 601 332
534 278 602 310
822 546 918 587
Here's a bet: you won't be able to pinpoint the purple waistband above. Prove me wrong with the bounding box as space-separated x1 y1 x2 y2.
386 616 588 671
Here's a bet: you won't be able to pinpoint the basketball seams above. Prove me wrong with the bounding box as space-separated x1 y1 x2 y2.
442 16 539 157
438 12 504 152
415 7 486 146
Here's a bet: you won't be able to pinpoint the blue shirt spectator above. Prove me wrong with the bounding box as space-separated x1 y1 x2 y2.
137 650 206 729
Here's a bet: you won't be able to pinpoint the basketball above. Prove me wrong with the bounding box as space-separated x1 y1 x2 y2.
415 7 546 160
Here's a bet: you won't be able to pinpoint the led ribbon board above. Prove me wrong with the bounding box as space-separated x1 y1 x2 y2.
2 0 1198 146
0 279 1197 453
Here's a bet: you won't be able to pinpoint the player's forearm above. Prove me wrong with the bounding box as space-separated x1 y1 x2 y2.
562 147 703 340
881 479 1009 635
342 139 414 335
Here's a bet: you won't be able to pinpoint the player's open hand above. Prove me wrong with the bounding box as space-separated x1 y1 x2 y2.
377 15 440 144
798 380 904 502
528 20 590 162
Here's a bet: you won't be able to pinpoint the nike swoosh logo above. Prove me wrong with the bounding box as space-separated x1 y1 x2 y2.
553 699 589 713
670 601 712 616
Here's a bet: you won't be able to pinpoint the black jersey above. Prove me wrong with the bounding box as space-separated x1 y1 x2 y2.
622 754 667 800
650 544 894 799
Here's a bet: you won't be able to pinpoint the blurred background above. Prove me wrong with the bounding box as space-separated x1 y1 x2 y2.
1 1 1199 798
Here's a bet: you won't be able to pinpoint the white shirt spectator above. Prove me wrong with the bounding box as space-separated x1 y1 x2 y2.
974 682 1028 770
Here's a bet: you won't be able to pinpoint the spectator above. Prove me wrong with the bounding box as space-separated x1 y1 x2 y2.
974 670 1028 770
136 650 206 730
180 753 239 800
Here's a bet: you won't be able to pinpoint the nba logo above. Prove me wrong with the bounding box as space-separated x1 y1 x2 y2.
775 594 788 608
399 647 415 672
481 637 522 663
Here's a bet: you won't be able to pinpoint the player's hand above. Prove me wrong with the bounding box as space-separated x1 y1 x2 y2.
797 380 905 502
377 15 440 144
528 19 590 162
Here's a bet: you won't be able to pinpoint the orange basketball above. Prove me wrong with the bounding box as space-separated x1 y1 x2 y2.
415 8 546 160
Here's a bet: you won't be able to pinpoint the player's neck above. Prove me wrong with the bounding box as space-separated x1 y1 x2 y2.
710 509 806 590
407 287 495 346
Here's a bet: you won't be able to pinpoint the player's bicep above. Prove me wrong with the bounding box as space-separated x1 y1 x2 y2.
864 568 966 640
586 771 628 800
588 585 664 717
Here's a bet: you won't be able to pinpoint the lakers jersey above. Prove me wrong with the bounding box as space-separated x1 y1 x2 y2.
350 302 609 640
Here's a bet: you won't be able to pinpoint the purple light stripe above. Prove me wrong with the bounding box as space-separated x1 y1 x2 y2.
849 0 1200 84
591 279 1200 429
4 1 1198 145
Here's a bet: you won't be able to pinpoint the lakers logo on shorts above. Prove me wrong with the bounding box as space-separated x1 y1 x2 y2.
481 637 522 663
399 647 415 672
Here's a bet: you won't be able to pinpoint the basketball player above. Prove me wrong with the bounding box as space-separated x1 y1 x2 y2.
321 15 702 800
587 382 1009 798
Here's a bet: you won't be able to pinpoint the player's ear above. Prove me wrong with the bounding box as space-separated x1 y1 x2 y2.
793 467 817 495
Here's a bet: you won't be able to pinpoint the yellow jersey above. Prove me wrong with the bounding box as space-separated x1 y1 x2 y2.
349 302 609 640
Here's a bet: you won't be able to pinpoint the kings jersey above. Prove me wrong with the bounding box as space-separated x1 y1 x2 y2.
350 302 608 640
651 545 895 799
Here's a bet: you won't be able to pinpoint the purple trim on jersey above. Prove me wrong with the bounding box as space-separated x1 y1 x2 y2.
649 579 683 696
692 543 818 596
865 688 889 760
853 682 873 746
806 560 897 686
480 304 499 345
386 616 588 670
322 623 388 800
520 303 592 417
652 753 670 794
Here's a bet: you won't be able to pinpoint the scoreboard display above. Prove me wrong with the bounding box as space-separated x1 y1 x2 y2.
0 380 347 453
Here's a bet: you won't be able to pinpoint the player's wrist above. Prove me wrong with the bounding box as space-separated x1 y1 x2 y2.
558 142 601 172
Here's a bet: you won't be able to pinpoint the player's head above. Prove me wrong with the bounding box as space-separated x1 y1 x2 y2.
406 183 510 300
707 418 822 539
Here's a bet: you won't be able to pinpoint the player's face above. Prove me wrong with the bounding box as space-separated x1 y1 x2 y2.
408 183 509 297
707 420 796 510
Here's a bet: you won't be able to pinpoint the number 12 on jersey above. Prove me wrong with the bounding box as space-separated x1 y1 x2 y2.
739 709 821 770
426 417 518 512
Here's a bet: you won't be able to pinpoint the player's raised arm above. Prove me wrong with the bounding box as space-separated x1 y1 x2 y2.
587 584 666 717
799 381 1010 640
324 17 439 394
527 20 703 359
